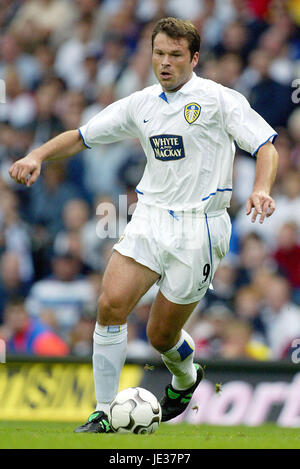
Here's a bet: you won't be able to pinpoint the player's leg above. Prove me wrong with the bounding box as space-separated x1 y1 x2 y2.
75 251 160 433
146 211 231 421
147 291 203 421
94 251 160 410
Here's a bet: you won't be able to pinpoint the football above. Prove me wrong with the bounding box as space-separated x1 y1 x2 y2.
109 387 162 434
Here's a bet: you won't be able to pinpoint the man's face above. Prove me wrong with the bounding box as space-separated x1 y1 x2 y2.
53 257 79 281
152 32 198 92
5 305 28 333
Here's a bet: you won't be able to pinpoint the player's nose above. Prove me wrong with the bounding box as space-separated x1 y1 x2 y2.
161 54 171 66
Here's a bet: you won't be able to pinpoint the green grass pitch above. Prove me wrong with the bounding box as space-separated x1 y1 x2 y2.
0 421 299 449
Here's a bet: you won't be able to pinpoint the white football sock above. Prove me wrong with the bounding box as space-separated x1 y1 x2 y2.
93 322 127 414
161 330 197 391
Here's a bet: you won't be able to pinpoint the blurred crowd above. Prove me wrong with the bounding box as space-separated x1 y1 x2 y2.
0 0 299 361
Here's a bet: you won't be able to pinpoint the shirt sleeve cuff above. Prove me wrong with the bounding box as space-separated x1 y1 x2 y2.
78 128 92 149
251 133 278 157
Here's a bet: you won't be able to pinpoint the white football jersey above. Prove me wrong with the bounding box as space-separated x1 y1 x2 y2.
79 73 277 212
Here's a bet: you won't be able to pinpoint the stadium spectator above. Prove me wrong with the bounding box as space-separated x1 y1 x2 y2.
220 319 270 360
53 198 91 261
33 44 56 86
0 1 23 33
10 0 77 45
69 311 95 357
213 20 250 63
81 194 127 271
189 303 234 359
288 108 300 170
28 162 83 237
273 222 300 304
271 171 300 233
25 252 96 341
258 26 296 85
248 49 294 128
116 140 147 193
261 275 300 359
0 33 41 91
0 298 69 356
231 152 256 209
0 251 32 324
0 188 34 282
86 271 103 299
0 65 36 128
54 15 99 90
80 53 101 104
59 90 86 132
234 233 272 288
30 82 64 149
202 260 237 311
247 0 272 20
251 267 276 299
81 139 128 200
127 284 160 360
81 83 116 124
115 45 155 99
95 32 128 89
233 285 266 343
80 85 130 199
103 4 142 54
217 53 243 89
198 56 220 82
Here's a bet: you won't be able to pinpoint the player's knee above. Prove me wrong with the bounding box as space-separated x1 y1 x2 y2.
97 292 128 325
147 324 175 353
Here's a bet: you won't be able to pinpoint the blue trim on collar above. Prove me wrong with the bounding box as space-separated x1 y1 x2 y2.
159 92 168 103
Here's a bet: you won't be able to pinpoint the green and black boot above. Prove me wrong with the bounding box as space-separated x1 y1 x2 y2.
74 411 113 433
160 363 204 422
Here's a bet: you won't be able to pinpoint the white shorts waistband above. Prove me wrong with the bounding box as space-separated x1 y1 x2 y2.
167 208 226 219
136 202 226 219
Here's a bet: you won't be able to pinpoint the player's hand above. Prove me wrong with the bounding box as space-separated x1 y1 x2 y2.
9 154 42 187
246 190 275 224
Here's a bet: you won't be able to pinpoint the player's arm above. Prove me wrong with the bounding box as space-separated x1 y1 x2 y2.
246 141 279 224
9 129 85 187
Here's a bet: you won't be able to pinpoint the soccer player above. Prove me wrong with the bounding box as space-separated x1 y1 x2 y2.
9 17 279 433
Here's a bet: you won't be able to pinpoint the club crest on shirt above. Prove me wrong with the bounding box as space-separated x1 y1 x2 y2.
184 102 201 124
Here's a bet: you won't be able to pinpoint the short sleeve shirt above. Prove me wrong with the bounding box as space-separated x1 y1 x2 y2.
79 73 277 212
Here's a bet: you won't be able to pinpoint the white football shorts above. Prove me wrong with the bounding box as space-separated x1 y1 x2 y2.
113 201 231 304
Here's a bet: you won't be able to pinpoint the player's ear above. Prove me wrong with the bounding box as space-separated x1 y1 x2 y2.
191 51 199 68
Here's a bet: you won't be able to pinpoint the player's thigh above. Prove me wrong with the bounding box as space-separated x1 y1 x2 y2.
98 250 160 324
146 290 198 352
158 211 231 304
